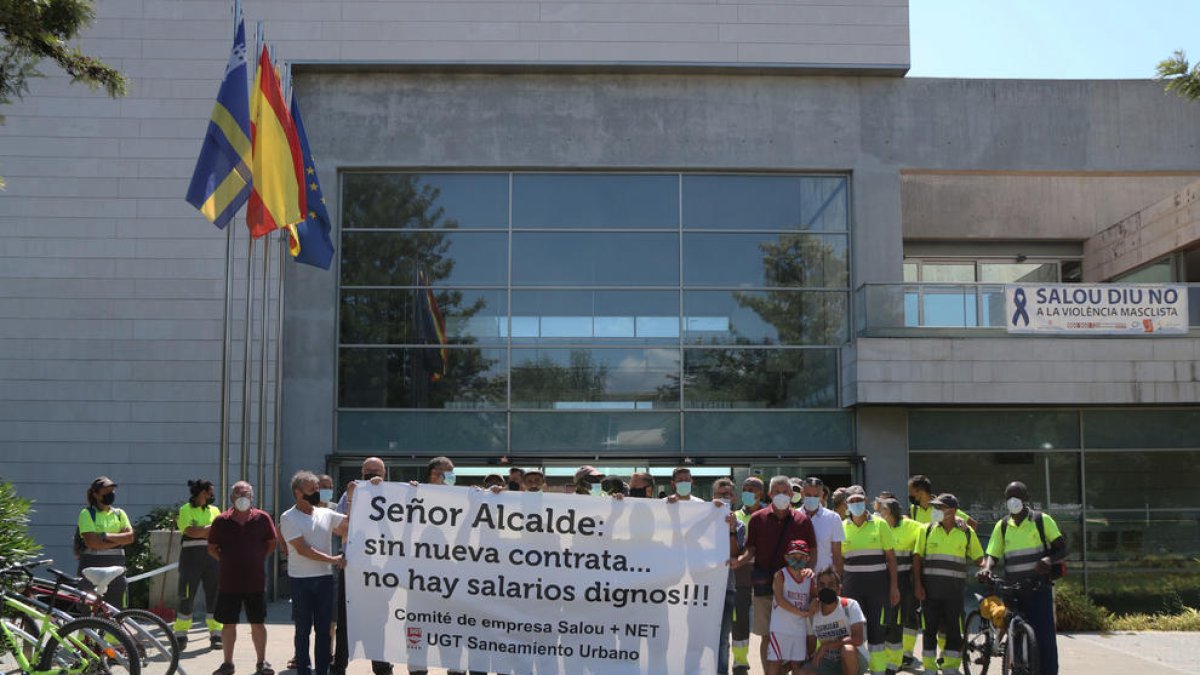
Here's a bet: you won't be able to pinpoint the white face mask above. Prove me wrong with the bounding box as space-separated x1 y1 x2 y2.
803 496 821 511
675 481 692 497
442 471 456 486
931 509 945 524
1006 497 1024 515
319 488 333 503
847 501 867 517
234 497 251 512
772 493 791 510
590 482 603 496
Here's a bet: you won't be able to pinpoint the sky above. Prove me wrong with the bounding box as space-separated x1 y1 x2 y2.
909 0 1200 79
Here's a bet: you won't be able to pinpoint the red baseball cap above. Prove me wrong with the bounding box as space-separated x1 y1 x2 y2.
786 539 810 556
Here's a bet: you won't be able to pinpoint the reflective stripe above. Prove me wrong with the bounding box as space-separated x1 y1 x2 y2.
86 549 126 556
845 562 889 573
924 567 967 580
181 539 208 548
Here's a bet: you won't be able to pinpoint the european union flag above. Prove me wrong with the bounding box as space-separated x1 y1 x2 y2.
185 3 251 228
289 93 335 269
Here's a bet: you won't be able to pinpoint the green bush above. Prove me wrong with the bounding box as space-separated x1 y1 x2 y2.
1065 572 1200 615
124 504 179 608
1110 607 1200 631
0 479 41 591
1055 583 1112 631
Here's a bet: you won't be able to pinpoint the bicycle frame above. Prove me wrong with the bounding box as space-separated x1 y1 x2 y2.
0 594 117 675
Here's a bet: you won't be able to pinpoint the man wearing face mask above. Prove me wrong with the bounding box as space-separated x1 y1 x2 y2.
913 494 982 675
507 467 525 492
841 488 899 675
800 477 844 578
907 475 976 530
175 478 223 650
730 476 766 674
332 457 389 675
664 467 704 502
279 471 350 675
316 474 335 507
627 471 655 498
732 475 817 675
978 482 1066 675
76 476 133 607
208 481 278 675
711 478 747 675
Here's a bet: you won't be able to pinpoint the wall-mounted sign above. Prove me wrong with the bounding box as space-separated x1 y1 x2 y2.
1005 284 1189 335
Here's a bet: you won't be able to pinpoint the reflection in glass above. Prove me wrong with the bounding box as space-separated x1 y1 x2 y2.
340 289 506 345
512 232 679 286
509 290 679 342
341 173 508 229
683 233 848 288
979 262 1058 283
909 411 1081 451
337 410 506 454
341 231 508 287
684 348 838 408
338 347 507 409
1085 450 1200 510
908 451 1083 558
683 411 853 454
683 175 848 231
511 411 680 453
684 290 847 345
1081 410 1200 450
1083 510 1200 573
510 348 680 409
512 174 678 229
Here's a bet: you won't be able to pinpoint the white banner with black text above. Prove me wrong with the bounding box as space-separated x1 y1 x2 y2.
344 482 729 675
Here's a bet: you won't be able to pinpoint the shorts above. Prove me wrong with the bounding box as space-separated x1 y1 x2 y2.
752 594 773 636
214 592 267 625
766 632 807 662
815 650 868 675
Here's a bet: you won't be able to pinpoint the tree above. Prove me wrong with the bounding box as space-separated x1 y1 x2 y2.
1 0 127 186
1156 50 1200 101
0 479 40 591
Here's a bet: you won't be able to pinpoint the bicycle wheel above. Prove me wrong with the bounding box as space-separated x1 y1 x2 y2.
962 610 993 675
115 610 178 675
0 619 42 674
35 616 141 675
1001 617 1039 675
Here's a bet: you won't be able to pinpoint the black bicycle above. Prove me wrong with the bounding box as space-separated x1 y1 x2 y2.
962 576 1041 675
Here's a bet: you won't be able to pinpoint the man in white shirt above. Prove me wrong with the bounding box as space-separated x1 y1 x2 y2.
799 477 845 577
279 471 349 675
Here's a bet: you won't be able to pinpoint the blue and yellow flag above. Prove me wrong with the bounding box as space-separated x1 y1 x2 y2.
290 93 335 269
185 3 251 228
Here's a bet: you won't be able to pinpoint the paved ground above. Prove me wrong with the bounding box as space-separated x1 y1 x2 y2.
171 600 1200 675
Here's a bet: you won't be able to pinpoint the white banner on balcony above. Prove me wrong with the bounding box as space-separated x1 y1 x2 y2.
1005 284 1189 335
344 482 728 675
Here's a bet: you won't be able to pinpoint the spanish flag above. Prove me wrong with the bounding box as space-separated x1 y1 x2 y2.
245 45 303 254
417 270 448 382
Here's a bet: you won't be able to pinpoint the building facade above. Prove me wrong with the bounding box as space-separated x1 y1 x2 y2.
1 0 1198 586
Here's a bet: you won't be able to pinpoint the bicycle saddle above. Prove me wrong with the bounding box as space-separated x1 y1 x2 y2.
47 567 84 586
80 566 126 594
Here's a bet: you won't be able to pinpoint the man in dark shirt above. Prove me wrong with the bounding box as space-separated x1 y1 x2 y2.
732 475 817 675
208 480 278 675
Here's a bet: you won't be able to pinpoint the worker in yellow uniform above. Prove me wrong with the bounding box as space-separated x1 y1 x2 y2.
174 479 223 650
913 494 984 675
907 475 976 528
76 476 134 607
842 488 899 675
875 496 922 675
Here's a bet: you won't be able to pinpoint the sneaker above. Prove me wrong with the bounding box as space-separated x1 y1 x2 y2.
732 667 750 675
255 661 275 675
210 634 221 649
213 663 235 675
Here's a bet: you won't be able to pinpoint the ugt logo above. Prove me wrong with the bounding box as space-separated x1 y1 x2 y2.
406 626 422 649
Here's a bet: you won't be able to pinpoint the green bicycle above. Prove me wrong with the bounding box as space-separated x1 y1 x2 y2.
0 573 140 675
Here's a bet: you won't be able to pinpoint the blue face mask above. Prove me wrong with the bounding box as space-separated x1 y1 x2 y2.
848 502 867 517
802 496 821 511
786 557 808 570
442 471 456 486
741 491 758 507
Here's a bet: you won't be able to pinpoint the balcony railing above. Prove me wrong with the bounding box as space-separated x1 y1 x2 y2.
855 283 1200 337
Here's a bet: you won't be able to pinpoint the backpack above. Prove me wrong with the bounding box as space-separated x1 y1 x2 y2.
1000 510 1066 578
72 506 98 559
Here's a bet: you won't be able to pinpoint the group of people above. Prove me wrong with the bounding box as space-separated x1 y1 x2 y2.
75 464 1066 675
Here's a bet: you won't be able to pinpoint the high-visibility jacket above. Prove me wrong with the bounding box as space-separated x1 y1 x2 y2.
985 512 1062 578
916 522 984 597
890 517 923 575
842 515 895 575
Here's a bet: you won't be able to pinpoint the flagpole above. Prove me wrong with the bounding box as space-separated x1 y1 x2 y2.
256 227 271 495
219 0 242 501
270 229 286 600
240 235 256 481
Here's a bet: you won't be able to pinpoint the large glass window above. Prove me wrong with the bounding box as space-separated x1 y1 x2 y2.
338 172 852 454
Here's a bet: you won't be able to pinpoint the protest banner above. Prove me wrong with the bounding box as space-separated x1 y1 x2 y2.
1005 283 1188 335
344 482 729 674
